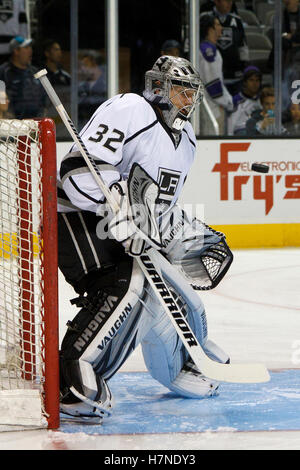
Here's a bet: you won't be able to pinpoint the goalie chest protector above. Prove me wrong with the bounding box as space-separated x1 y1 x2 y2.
62 93 197 213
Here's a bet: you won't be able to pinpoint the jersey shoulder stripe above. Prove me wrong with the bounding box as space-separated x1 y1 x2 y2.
60 151 116 184
183 128 196 147
69 176 101 204
183 122 196 148
124 118 158 145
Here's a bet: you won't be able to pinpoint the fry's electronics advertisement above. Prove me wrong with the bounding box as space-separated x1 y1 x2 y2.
181 140 300 225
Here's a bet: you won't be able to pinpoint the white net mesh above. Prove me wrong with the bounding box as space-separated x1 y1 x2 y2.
0 119 47 428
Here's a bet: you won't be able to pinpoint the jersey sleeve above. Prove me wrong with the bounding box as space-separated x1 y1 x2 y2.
59 94 155 213
199 44 234 112
18 0 29 37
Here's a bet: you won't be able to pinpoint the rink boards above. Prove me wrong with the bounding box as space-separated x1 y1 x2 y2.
55 140 300 249
179 139 300 248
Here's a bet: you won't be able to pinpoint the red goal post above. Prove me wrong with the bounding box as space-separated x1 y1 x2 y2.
0 118 59 430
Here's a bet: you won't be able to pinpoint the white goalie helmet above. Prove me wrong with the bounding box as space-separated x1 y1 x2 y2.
144 55 204 133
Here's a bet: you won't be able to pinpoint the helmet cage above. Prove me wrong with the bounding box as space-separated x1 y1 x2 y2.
144 56 204 133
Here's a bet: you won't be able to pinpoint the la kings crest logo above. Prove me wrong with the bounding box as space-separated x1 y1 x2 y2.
0 0 14 23
217 27 233 50
157 167 181 206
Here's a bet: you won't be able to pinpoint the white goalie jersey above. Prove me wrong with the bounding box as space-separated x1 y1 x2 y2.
58 93 197 216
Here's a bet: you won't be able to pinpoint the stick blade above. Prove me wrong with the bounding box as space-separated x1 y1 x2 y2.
201 361 270 384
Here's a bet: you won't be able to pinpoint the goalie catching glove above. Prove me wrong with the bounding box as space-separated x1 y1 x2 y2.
160 205 233 290
98 163 162 256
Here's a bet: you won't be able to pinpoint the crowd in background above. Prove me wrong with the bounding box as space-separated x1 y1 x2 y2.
196 0 300 136
0 0 299 137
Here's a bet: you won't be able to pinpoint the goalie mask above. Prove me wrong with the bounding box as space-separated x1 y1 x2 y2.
144 56 204 134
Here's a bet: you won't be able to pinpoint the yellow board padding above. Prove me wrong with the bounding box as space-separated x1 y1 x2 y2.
0 233 40 259
211 224 300 248
2 224 300 257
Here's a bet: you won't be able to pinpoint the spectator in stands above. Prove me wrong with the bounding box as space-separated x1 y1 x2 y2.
201 0 238 14
160 39 181 57
269 0 300 64
283 102 300 134
0 0 29 64
200 0 249 95
268 0 300 110
282 0 300 110
245 86 287 135
282 0 300 60
0 36 45 119
41 39 71 138
227 65 262 135
0 89 11 118
78 51 107 129
199 14 234 133
43 39 71 86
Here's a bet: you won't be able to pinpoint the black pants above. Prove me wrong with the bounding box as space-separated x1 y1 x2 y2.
58 210 127 295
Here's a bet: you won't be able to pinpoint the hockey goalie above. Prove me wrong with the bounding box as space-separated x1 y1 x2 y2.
57 56 233 423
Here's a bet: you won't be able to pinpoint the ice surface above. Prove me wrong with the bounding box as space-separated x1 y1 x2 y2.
0 248 299 450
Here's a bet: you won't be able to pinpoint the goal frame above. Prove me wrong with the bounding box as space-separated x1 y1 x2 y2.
38 118 59 429
0 118 59 430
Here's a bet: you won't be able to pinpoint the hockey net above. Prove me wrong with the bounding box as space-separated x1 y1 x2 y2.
0 118 59 430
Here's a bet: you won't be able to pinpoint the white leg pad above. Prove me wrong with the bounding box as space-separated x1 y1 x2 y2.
170 362 220 398
170 339 230 398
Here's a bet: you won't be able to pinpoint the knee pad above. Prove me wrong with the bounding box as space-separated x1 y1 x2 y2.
60 258 136 361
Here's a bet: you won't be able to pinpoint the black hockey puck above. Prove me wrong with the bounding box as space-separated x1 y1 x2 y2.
251 163 269 173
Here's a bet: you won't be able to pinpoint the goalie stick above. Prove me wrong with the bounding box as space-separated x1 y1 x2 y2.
34 69 270 384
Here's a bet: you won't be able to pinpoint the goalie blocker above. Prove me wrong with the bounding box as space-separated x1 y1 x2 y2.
58 166 231 420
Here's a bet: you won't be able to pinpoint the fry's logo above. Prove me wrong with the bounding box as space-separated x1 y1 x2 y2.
212 143 300 215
